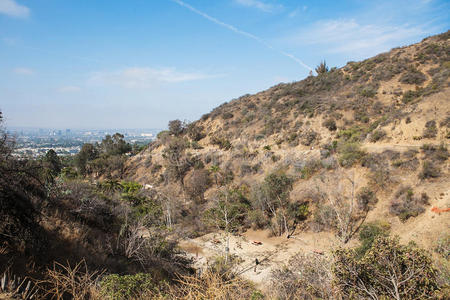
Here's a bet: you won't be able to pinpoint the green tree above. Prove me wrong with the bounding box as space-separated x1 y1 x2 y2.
168 119 184 136
251 172 294 236
75 143 98 175
204 186 249 264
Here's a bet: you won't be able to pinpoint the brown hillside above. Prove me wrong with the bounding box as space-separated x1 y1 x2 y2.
124 30 449 287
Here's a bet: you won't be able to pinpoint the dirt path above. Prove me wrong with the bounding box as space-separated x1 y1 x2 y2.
179 229 339 289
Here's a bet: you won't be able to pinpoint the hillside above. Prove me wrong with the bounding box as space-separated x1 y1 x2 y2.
125 31 450 289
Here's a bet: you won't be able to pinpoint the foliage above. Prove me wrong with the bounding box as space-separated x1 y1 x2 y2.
369 129 386 142
250 172 294 236
168 119 184 136
356 187 377 211
100 273 157 299
390 187 429 221
210 135 232 150
419 160 440 179
338 141 366 167
333 236 439 300
315 60 329 75
423 120 438 138
356 221 390 257
185 169 211 202
269 253 334 300
400 67 427 85
323 118 337 131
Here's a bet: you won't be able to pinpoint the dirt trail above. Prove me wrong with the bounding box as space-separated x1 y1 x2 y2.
179 229 339 289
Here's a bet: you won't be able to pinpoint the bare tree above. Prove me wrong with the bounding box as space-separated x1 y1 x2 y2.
315 168 366 243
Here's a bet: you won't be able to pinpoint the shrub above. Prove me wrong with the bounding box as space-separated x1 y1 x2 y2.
434 234 450 260
402 89 421 103
390 187 429 221
423 120 438 138
299 129 318 146
400 67 427 85
210 135 232 150
356 221 390 257
369 129 386 142
356 187 377 211
338 142 366 167
333 236 439 299
419 161 440 179
222 112 234 120
269 253 333 299
100 273 157 299
323 118 337 131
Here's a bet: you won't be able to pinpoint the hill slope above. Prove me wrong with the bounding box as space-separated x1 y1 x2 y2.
125 31 450 287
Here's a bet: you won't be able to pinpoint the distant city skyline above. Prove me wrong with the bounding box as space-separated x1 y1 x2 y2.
1 0 449 128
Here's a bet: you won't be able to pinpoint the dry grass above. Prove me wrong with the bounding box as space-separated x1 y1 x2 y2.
171 269 257 300
36 260 104 300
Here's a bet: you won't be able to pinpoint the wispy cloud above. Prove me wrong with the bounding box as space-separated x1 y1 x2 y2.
59 86 81 93
13 67 34 75
284 19 431 57
234 0 282 13
288 5 307 18
0 0 30 18
171 0 313 71
89 67 220 88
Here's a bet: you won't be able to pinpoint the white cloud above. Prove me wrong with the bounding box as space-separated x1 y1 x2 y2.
89 67 221 88
234 0 282 13
13 67 34 75
0 0 30 18
59 86 81 93
284 19 429 56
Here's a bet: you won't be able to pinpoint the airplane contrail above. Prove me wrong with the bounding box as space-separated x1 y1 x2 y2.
170 0 313 72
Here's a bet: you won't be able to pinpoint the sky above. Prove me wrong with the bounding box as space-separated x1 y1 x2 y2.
0 0 448 129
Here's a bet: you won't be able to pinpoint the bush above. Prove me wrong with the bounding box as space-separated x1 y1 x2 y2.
333 236 439 299
338 142 366 167
419 161 440 179
402 89 421 103
168 119 184 136
210 135 232 150
269 253 333 299
323 118 337 131
356 187 377 211
356 221 390 257
100 273 157 299
299 129 318 146
400 67 427 85
423 120 438 138
369 129 386 142
390 187 429 221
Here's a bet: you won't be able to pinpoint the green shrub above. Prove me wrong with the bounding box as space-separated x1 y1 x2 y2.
100 273 157 299
338 142 366 167
356 221 390 257
402 89 422 103
369 129 386 142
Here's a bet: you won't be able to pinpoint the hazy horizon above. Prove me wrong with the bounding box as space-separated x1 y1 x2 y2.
1 0 449 129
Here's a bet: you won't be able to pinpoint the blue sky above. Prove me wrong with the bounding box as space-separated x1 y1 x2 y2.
0 0 448 129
